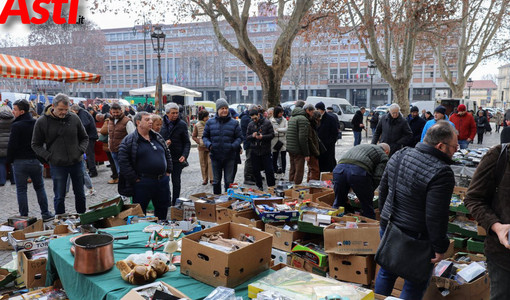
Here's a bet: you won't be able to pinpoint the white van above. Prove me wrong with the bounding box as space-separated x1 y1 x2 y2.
306 96 356 130
1 92 30 103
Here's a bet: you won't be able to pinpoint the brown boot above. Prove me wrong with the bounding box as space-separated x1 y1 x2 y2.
108 178 119 184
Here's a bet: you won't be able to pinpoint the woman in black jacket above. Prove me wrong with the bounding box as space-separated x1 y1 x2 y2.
476 110 489 144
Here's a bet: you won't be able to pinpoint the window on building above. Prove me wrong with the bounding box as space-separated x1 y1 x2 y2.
430 72 434 78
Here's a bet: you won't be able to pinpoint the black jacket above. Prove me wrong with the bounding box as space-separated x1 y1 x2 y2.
76 108 98 140
160 115 191 162
318 112 339 145
246 117 274 156
369 113 379 129
379 143 455 254
371 113 413 156
351 110 364 132
7 113 37 163
118 129 172 184
240 111 251 150
32 110 88 167
0 108 14 157
407 115 426 147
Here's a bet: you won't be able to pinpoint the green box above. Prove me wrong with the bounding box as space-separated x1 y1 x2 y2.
0 268 16 288
349 197 378 209
291 243 328 267
453 236 468 249
447 217 484 239
467 238 485 254
449 204 470 214
297 220 324 235
80 196 124 225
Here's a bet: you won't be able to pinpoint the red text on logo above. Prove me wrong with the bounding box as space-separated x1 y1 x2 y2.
0 0 79 25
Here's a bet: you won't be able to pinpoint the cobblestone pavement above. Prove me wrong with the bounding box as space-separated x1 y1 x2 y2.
0 125 501 267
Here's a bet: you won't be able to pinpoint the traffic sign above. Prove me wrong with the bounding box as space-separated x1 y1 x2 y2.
242 85 248 97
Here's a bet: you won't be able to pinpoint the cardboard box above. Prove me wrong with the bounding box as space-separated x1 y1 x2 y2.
289 254 328 277
329 254 375 285
271 248 292 265
320 172 333 181
195 200 233 222
231 210 265 230
264 223 305 252
444 239 455 258
452 252 486 262
8 225 71 252
291 187 333 201
121 281 190 300
188 192 215 201
180 222 272 288
423 269 490 300
324 220 380 255
18 250 46 289
99 204 144 228
315 193 335 207
253 198 299 223
170 207 184 221
0 268 16 288
0 220 43 251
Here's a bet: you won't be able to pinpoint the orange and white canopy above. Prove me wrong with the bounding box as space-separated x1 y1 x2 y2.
0 54 101 83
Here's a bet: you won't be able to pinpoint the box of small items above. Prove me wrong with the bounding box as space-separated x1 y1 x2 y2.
180 222 272 287
253 198 300 223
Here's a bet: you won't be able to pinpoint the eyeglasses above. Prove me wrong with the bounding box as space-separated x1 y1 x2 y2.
443 143 459 151
149 141 157 151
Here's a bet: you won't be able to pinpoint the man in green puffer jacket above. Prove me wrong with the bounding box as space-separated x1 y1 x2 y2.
286 100 313 184
332 143 390 219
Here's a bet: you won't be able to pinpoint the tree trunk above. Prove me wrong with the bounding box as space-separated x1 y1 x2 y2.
451 85 464 99
260 76 282 108
392 81 410 116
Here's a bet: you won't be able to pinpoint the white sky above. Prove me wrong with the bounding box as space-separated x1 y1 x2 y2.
0 1 506 80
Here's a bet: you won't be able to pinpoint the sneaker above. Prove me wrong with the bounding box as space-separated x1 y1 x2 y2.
87 188 97 196
42 213 55 222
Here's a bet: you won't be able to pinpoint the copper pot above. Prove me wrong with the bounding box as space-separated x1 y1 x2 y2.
71 232 128 274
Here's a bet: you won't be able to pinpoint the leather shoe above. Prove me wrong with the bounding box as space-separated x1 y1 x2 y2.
89 172 98 178
202 180 208 185
108 178 119 184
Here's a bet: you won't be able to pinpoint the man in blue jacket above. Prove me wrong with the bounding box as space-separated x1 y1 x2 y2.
160 103 191 206
420 105 454 142
203 99 242 194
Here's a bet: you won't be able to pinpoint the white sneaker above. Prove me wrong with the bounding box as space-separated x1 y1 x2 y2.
87 188 97 196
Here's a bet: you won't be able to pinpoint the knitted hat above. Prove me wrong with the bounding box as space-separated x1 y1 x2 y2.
315 102 326 111
457 104 466 112
216 98 229 112
434 105 446 115
410 106 419 112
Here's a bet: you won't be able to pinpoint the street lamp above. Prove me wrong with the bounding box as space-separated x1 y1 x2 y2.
151 25 166 115
132 16 151 89
353 89 357 106
466 77 473 99
368 60 376 109
299 55 312 99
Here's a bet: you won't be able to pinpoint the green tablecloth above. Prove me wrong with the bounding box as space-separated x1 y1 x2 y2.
46 222 272 300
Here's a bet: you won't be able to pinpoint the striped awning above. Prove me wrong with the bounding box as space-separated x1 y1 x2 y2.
0 53 101 83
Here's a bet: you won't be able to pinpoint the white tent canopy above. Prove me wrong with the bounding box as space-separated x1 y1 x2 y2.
129 84 201 97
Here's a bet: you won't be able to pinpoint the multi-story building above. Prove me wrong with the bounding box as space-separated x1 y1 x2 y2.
497 64 510 108
1 13 455 108
463 80 499 108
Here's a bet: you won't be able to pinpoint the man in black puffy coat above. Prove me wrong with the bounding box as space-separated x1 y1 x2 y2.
160 103 191 206
374 120 457 299
371 103 412 156
407 106 426 147
246 109 275 190
203 99 242 194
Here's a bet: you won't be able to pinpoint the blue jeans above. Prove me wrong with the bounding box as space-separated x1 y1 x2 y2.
66 161 93 192
353 131 362 146
133 175 171 221
12 159 51 217
50 161 86 214
458 139 469 149
332 163 375 219
111 151 120 174
374 227 431 300
0 156 6 185
211 158 236 194
487 258 510 299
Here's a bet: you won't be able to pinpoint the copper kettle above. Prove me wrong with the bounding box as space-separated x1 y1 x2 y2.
70 232 128 274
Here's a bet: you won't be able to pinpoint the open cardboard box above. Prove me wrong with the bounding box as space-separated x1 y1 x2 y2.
231 209 265 230
264 223 306 252
121 281 190 299
8 224 71 252
0 219 43 251
195 200 233 223
180 222 272 288
324 217 380 255
291 187 333 201
18 250 47 289
329 253 375 285
98 204 144 228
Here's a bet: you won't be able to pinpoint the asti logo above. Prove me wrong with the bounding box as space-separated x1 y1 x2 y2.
0 0 84 25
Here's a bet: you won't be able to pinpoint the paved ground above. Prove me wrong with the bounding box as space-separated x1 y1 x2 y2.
0 124 501 267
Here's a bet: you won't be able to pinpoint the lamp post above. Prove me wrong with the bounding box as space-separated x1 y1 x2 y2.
353 89 357 106
467 77 473 99
299 55 312 99
151 25 166 116
132 16 151 89
368 60 376 109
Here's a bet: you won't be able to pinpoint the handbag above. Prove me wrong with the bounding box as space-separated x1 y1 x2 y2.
273 139 284 151
375 149 434 284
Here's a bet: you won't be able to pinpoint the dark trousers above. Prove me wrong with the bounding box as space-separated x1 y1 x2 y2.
374 227 432 299
86 139 97 174
487 258 510 300
211 158 236 195
50 161 86 214
171 161 183 206
319 143 336 173
477 130 484 144
332 163 375 219
272 151 286 173
252 153 275 189
133 175 171 221
244 149 255 182
106 151 118 179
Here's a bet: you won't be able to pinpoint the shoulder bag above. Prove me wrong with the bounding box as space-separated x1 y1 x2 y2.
375 149 434 283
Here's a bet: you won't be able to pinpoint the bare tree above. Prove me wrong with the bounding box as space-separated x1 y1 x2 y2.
431 0 510 98
335 0 456 115
91 0 328 108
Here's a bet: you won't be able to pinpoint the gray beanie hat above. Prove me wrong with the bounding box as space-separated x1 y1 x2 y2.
216 98 229 112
